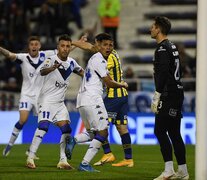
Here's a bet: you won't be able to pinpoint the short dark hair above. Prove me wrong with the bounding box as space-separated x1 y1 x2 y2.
28 36 40 42
95 33 113 42
58 34 72 42
154 16 171 35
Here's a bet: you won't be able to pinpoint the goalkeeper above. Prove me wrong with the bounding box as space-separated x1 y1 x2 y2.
150 16 189 180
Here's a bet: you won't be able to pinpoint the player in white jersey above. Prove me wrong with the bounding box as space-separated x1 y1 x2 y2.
65 33 128 172
26 34 84 170
0 36 56 157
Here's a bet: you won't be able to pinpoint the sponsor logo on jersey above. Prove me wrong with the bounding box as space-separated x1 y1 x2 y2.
55 81 67 88
177 84 183 89
158 46 166 52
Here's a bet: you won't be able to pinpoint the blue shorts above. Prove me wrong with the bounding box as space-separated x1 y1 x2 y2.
104 96 128 125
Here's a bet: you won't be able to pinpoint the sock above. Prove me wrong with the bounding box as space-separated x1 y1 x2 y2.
82 139 102 164
102 140 111 154
60 133 69 159
8 122 24 146
75 132 92 143
121 133 132 159
164 161 174 174
178 164 188 175
28 129 46 159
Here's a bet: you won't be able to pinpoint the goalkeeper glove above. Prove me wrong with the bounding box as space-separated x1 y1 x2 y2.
151 91 161 114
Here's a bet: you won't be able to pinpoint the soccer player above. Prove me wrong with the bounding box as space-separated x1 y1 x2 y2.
65 33 128 172
94 46 133 168
70 35 133 167
1 36 56 158
150 16 189 180
26 34 84 169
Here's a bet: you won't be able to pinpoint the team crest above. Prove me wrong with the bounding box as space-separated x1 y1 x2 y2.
40 56 45 61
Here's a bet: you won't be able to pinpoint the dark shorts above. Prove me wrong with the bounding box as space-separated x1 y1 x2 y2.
157 91 184 119
104 96 128 125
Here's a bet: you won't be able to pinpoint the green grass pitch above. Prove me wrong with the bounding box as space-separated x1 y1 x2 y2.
0 144 194 180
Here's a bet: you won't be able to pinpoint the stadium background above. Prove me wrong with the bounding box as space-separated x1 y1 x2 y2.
0 0 196 144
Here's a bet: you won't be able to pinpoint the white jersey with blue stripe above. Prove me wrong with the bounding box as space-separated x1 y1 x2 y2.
76 52 108 108
38 54 82 104
16 50 56 98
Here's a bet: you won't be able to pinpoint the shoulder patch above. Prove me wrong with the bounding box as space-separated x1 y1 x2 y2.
39 52 46 61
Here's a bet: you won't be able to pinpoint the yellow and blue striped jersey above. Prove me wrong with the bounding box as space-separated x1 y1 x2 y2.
107 50 128 98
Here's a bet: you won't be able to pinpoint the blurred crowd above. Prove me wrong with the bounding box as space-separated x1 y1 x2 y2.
0 0 196 93
0 0 88 92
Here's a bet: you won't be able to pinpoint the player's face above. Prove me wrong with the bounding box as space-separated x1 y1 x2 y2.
98 40 113 59
150 23 159 39
57 40 71 61
28 40 41 57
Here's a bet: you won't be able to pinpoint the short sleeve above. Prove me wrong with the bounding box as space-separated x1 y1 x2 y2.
72 59 83 72
16 53 26 62
92 56 108 78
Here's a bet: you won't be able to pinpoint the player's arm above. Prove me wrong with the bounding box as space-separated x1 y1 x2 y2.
0 47 17 60
154 48 170 93
74 69 84 78
151 47 169 114
72 40 98 53
40 61 61 76
102 74 128 89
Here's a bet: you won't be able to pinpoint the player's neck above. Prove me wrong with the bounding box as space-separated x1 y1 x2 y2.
156 34 168 44
57 54 67 61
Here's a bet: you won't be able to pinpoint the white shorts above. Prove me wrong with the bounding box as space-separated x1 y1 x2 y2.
38 102 70 124
19 95 38 115
78 102 109 131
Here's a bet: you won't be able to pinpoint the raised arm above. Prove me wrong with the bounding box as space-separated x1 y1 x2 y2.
72 39 98 53
0 47 17 60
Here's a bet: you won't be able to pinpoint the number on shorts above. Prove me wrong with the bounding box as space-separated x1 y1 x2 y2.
158 101 162 110
42 111 50 119
20 102 28 108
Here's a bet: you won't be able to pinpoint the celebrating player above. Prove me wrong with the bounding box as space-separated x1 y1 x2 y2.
66 33 133 167
1 36 56 158
65 33 128 172
26 34 84 169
